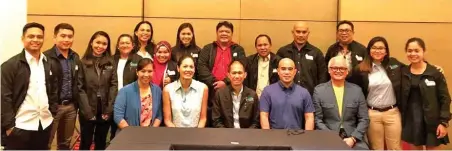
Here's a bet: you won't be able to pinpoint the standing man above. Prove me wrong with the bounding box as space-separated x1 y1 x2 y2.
197 21 246 126
1 22 59 150
277 21 328 95
244 34 280 98
43 23 82 150
260 58 315 130
212 61 260 128
313 56 369 149
325 20 367 76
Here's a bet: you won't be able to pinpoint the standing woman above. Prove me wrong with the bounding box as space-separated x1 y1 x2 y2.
110 34 142 140
133 21 156 59
78 31 117 150
171 23 201 78
351 36 403 150
400 37 451 150
114 58 162 129
163 55 208 127
152 41 178 89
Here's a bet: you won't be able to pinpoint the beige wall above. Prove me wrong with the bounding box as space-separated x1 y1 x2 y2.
27 0 452 148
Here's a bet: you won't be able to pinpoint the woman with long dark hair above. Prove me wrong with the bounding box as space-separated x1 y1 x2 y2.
351 36 403 150
132 21 156 59
78 31 117 150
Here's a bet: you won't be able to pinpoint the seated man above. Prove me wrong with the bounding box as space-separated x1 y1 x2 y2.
260 58 315 130
212 61 260 128
313 56 369 149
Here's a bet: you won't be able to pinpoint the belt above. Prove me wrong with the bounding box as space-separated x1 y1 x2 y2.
368 105 396 112
60 99 72 105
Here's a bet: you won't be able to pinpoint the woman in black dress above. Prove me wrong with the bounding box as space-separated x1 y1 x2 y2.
400 37 451 150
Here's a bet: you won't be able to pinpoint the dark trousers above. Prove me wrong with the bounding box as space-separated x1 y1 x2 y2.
48 103 77 150
79 100 110 150
5 122 52 150
109 113 118 141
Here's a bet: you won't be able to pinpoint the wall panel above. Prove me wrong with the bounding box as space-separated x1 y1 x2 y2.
28 0 142 16
145 0 240 19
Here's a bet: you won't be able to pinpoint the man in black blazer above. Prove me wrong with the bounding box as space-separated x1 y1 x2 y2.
212 61 260 128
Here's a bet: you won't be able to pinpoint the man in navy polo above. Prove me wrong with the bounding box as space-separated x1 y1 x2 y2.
259 58 315 130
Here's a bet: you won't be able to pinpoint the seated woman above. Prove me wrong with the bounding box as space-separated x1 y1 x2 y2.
163 55 208 128
114 58 162 129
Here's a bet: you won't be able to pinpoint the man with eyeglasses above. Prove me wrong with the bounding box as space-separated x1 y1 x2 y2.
325 20 367 80
312 56 369 149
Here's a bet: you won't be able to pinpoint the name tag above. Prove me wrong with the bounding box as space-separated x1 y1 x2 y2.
389 64 398 70
167 70 176 76
246 96 254 102
272 68 277 73
233 52 237 57
105 65 113 70
355 55 363 61
130 63 138 67
49 71 52 75
305 54 313 60
425 79 436 86
192 53 198 58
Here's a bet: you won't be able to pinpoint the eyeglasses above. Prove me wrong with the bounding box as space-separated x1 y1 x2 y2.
329 67 348 72
371 46 386 51
338 29 352 33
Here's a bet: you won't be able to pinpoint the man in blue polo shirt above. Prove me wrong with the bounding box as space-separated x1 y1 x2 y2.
259 58 315 130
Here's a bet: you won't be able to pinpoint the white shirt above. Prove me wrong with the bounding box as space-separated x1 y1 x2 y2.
137 51 152 60
256 55 270 98
117 58 128 90
167 80 205 127
367 63 397 108
15 50 53 131
231 86 243 129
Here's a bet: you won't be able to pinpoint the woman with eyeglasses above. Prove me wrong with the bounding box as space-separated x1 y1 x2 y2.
351 36 403 150
163 55 208 128
399 38 451 150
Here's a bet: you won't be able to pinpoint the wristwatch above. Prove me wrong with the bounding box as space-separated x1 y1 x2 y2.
441 122 449 128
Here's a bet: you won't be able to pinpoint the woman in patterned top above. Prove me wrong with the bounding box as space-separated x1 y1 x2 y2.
163 55 208 127
114 58 163 129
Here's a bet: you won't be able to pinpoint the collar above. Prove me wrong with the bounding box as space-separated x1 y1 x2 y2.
229 85 244 96
291 41 313 52
258 54 271 62
215 41 234 49
55 46 74 58
278 81 294 91
175 80 196 92
25 49 46 64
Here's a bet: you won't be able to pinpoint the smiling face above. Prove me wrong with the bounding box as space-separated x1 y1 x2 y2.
118 36 134 56
328 56 349 81
370 41 387 62
177 57 195 80
179 27 193 47
406 41 425 64
91 35 108 57
277 58 297 85
135 23 152 43
22 27 44 52
292 22 310 45
54 29 74 51
255 36 271 58
227 62 247 87
216 26 232 43
155 46 170 63
337 23 354 44
137 63 153 84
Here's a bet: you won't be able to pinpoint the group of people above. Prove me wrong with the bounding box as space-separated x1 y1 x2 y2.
1 19 451 150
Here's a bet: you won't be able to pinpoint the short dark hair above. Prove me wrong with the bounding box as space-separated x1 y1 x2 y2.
177 54 195 67
405 37 426 52
228 60 246 73
336 20 354 31
216 21 234 33
54 23 74 36
23 22 45 36
254 34 272 46
137 58 153 71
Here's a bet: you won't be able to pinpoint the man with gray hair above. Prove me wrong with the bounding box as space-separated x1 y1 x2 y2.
312 55 369 149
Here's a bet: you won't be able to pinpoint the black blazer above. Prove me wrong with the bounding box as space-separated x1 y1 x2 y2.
244 52 280 91
78 55 118 120
349 57 403 102
400 63 451 129
212 85 260 128
1 50 59 130
113 53 142 87
43 46 84 108
166 60 179 83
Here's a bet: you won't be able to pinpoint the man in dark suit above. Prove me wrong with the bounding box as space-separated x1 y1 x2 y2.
212 60 260 128
313 56 369 149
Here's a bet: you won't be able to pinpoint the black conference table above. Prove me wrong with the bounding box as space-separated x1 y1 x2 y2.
107 127 350 150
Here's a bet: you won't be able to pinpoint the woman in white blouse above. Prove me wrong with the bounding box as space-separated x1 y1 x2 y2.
163 55 208 128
